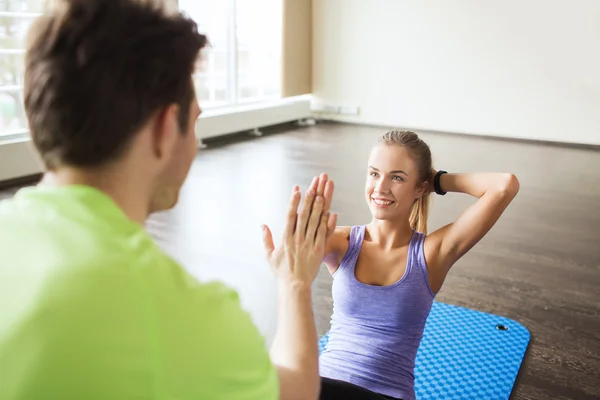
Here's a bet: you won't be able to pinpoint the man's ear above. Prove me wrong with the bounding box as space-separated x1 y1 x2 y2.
152 104 180 160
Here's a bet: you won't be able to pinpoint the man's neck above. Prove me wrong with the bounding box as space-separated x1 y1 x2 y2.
41 166 151 225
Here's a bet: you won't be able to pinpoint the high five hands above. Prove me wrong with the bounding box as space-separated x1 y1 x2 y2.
262 173 337 286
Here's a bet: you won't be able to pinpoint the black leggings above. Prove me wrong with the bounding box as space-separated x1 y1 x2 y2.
320 377 402 400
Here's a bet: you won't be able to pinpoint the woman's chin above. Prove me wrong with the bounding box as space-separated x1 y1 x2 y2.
369 207 391 219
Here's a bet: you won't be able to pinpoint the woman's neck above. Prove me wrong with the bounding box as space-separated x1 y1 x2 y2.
365 218 414 250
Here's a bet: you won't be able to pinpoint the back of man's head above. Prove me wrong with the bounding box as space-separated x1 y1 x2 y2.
24 0 207 170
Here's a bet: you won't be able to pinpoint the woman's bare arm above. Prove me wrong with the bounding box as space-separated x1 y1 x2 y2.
425 171 520 292
323 226 351 275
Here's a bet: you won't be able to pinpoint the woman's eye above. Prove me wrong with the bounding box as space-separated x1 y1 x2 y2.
392 175 404 181
370 172 378 177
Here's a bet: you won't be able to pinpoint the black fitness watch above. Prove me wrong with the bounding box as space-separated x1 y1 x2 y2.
434 170 447 195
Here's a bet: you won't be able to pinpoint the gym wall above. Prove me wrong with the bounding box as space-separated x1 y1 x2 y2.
312 0 600 146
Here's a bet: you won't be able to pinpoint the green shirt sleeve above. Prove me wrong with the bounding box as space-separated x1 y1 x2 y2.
148 257 279 400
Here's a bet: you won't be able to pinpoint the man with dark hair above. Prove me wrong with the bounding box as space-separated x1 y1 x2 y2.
0 0 335 399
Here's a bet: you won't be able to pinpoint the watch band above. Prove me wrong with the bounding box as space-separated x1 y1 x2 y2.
434 170 447 195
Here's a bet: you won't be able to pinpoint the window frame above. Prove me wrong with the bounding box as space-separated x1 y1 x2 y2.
182 0 282 111
0 1 283 142
0 10 43 141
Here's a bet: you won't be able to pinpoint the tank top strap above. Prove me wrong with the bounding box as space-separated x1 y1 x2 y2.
334 225 366 275
409 231 435 297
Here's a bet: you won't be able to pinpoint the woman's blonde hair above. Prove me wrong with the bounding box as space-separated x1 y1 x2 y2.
377 130 432 234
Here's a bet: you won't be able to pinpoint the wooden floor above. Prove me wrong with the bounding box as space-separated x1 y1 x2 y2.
2 122 599 399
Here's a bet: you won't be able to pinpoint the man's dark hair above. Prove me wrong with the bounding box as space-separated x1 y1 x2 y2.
24 0 208 169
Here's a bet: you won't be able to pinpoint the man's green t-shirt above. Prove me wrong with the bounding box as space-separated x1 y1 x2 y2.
0 185 278 399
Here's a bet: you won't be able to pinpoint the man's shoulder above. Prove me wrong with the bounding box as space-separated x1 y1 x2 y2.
147 266 279 399
0 185 159 267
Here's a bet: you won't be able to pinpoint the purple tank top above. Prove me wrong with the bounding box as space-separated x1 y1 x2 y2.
319 225 436 400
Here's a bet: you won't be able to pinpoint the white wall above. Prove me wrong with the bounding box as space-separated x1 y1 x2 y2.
313 0 600 146
0 140 44 182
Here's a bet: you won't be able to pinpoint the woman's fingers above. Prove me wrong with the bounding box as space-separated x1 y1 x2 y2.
306 194 324 241
316 173 327 197
289 174 333 242
326 212 338 240
318 179 336 240
284 185 301 239
315 212 330 248
297 177 318 238
308 176 319 193
323 180 334 214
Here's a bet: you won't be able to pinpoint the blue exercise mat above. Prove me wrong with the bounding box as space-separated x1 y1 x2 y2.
318 301 530 400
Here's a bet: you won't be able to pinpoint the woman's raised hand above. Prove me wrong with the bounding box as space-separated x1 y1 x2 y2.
262 173 337 286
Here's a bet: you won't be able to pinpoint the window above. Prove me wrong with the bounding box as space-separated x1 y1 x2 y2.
179 0 282 109
0 0 47 140
0 0 283 140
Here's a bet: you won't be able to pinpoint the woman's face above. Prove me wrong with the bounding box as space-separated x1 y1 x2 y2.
365 144 426 220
